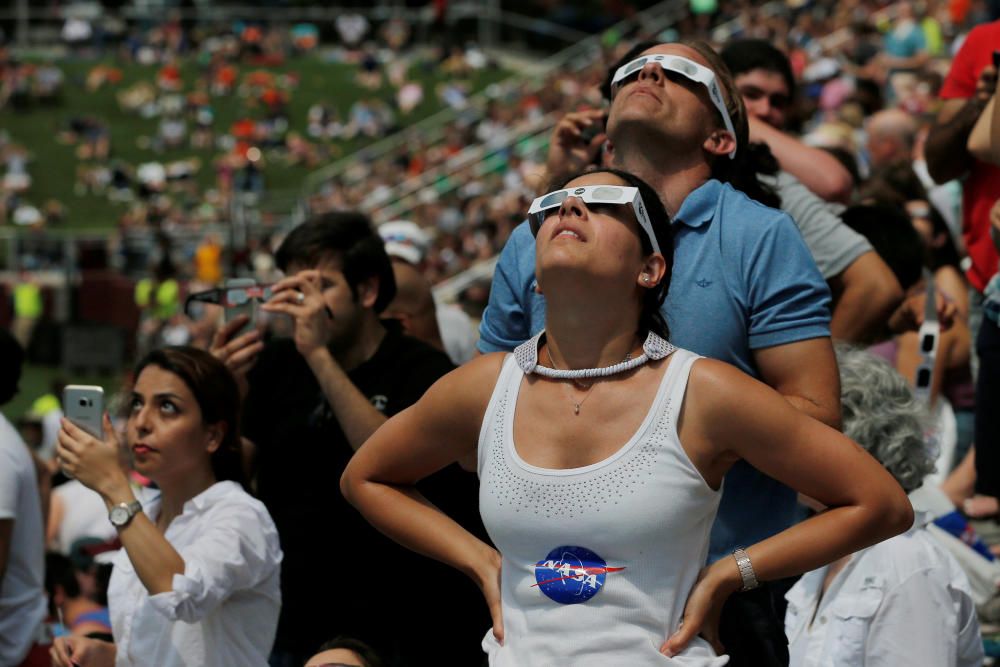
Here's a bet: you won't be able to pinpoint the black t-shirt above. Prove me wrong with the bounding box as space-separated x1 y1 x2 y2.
243 322 490 664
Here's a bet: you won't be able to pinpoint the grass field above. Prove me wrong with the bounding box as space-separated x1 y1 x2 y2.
1 54 509 231
1 53 509 423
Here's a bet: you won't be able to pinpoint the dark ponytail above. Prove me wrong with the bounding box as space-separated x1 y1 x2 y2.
713 141 782 209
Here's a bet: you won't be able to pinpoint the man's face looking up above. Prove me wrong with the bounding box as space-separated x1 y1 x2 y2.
606 43 734 156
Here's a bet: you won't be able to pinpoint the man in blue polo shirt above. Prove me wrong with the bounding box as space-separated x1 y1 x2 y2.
478 40 838 667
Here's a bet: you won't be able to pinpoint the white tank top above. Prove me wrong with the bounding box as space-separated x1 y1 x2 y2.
477 349 728 666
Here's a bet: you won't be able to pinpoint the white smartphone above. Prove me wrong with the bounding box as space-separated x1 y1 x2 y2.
63 385 105 438
224 277 257 337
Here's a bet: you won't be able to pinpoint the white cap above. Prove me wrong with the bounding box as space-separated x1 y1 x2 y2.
13 205 42 226
137 161 166 185
803 58 840 83
379 220 430 265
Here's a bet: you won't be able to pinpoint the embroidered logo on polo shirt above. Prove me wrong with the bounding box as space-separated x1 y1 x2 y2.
696 278 713 288
370 395 388 412
532 546 625 604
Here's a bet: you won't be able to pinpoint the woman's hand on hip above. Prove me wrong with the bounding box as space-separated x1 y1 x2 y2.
660 559 741 658
474 547 505 645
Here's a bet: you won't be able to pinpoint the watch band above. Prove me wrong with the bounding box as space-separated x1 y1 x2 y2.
110 500 143 527
732 547 759 592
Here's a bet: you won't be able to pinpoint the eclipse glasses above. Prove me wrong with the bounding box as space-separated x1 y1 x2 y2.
913 271 940 405
611 54 737 159
184 284 273 317
527 185 661 257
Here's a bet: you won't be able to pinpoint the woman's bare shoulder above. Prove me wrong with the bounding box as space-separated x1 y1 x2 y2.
684 356 779 423
447 351 508 387
420 351 509 412
686 356 764 395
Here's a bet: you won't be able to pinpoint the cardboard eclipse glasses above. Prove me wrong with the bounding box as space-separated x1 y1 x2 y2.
527 185 662 257
611 54 737 159
184 284 273 317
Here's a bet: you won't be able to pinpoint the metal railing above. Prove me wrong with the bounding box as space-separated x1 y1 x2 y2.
368 112 558 223
431 255 499 303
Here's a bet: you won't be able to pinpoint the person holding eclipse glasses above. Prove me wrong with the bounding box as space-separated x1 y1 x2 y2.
343 167 912 666
478 41 841 665
209 212 488 665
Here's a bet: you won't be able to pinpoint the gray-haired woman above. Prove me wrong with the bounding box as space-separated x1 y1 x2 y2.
785 344 983 667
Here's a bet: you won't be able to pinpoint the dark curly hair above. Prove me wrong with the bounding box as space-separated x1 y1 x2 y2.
275 211 397 313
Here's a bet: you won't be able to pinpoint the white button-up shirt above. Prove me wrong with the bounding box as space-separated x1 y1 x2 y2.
785 510 983 667
109 481 282 667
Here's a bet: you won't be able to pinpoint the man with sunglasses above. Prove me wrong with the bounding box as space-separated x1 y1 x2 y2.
480 41 839 666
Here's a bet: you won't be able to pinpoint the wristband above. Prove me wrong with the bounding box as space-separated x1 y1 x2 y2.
732 547 759 592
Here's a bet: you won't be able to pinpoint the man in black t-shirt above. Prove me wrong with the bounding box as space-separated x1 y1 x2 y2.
212 212 488 666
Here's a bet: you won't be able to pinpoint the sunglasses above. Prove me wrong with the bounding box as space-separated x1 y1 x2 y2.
527 185 661 256
913 273 939 403
611 53 737 159
184 284 273 317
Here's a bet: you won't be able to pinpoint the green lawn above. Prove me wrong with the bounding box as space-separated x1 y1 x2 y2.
2 55 509 231
1 55 509 422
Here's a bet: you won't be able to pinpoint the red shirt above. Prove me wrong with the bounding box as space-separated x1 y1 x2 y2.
939 20 1000 292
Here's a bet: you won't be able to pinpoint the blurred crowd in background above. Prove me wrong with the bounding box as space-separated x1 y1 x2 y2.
4 0 1000 662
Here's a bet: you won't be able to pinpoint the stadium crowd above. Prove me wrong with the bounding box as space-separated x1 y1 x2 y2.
4 0 1000 666
0 12 503 280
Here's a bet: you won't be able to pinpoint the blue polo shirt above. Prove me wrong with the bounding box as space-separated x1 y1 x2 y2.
478 179 832 562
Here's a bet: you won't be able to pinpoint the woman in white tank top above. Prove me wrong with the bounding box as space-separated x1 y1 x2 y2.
343 169 913 666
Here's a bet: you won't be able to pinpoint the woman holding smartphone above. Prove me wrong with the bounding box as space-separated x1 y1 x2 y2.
52 347 281 667
341 168 914 665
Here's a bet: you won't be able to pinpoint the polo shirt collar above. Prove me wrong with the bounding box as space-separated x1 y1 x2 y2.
672 179 721 229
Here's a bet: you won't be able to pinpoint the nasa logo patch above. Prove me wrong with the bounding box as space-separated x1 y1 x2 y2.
532 546 625 604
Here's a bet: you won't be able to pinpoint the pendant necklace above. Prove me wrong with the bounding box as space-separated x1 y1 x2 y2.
545 346 632 416
546 348 609 415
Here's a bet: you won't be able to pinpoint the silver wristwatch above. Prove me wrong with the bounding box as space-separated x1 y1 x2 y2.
109 500 143 528
733 547 759 592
